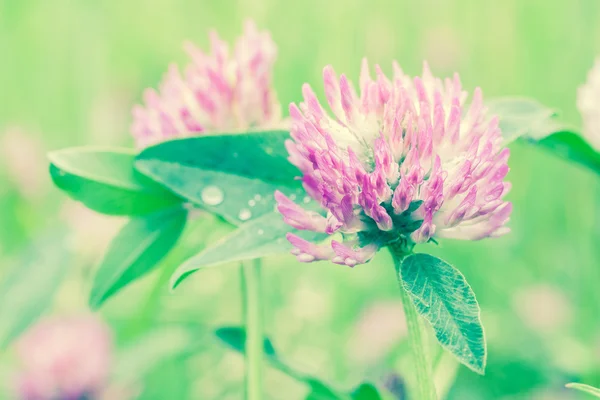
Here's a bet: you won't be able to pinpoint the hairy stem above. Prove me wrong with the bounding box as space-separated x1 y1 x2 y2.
241 258 264 400
390 244 438 400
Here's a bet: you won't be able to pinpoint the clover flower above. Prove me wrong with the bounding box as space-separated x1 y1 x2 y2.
131 21 281 148
276 60 512 266
577 58 600 150
14 315 113 400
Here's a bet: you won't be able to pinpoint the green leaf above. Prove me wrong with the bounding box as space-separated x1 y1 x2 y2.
49 147 181 216
350 383 382 400
534 131 600 175
566 383 600 398
488 97 600 175
487 97 561 144
305 381 346 400
215 326 277 357
134 130 302 225
170 211 327 289
0 230 70 348
89 207 187 308
399 253 486 374
123 213 232 337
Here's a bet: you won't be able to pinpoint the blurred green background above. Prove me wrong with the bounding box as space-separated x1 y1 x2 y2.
1 0 600 399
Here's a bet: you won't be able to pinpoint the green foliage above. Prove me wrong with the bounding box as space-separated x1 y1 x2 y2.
49 147 181 216
350 384 383 400
0 231 70 348
534 131 600 175
566 383 600 398
490 97 600 175
215 326 276 357
215 327 382 400
170 212 327 289
89 207 187 308
134 131 302 225
487 97 564 144
398 253 486 374
9 2 600 399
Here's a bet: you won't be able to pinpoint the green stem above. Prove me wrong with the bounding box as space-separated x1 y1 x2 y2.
241 258 264 400
390 244 438 400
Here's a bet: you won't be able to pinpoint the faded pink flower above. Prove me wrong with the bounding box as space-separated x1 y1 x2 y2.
578 58 600 150
131 21 281 148
277 60 512 266
513 284 572 333
14 315 113 400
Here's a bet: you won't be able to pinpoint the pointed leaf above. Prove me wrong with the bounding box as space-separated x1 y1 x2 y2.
0 230 70 348
170 211 327 289
399 253 486 374
49 147 181 215
566 383 600 398
134 130 302 225
89 207 187 308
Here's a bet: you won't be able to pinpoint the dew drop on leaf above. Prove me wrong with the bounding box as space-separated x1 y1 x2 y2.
201 186 224 206
303 196 311 204
289 194 297 201
254 194 262 201
257 229 264 235
248 199 256 207
238 209 252 221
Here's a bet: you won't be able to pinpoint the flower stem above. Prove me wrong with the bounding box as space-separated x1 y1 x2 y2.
390 245 438 400
241 258 264 400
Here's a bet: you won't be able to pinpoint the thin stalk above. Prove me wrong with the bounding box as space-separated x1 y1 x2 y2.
390 244 438 400
240 258 264 400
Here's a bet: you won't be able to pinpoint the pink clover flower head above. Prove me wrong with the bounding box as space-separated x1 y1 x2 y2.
577 57 600 150
277 60 512 267
14 315 113 400
131 20 281 148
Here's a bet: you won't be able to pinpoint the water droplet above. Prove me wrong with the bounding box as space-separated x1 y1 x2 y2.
232 152 239 158
201 186 224 206
254 194 262 201
248 199 256 207
303 196 311 204
257 229 264 235
289 194 297 201
265 147 274 155
238 209 252 221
